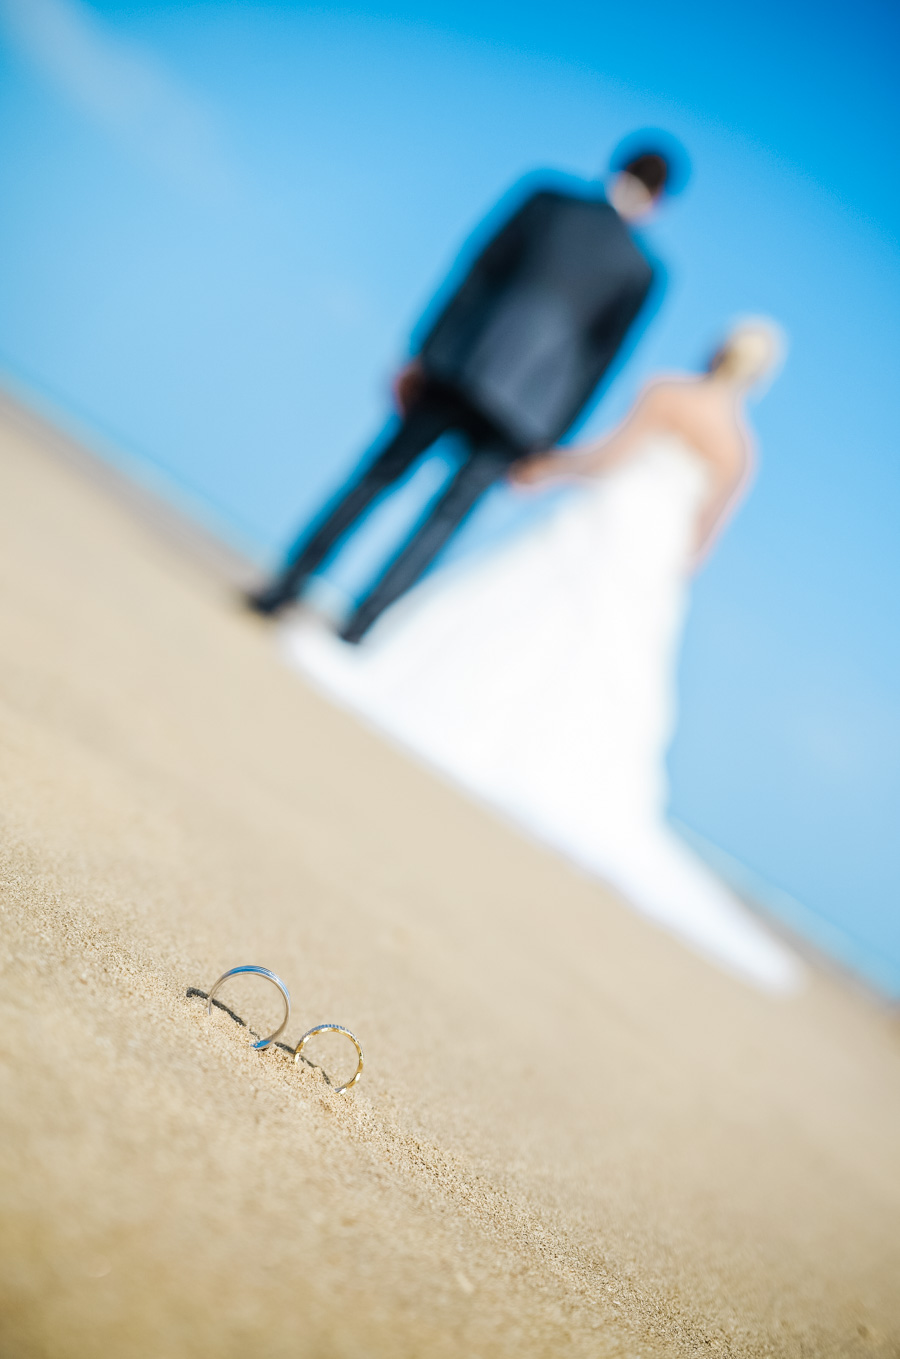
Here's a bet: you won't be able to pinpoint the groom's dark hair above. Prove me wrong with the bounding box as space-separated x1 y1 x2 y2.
622 153 669 198
610 130 691 198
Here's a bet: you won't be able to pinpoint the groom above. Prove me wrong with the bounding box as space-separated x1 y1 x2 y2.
247 138 684 642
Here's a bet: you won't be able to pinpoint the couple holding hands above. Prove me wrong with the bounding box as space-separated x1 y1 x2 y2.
248 134 798 993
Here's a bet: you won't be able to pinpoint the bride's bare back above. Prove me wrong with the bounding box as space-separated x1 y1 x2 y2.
513 320 783 564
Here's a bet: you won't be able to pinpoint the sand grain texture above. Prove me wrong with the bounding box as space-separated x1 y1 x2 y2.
0 396 898 1358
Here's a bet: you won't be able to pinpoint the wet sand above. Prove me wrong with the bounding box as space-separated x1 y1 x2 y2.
1 390 898 1358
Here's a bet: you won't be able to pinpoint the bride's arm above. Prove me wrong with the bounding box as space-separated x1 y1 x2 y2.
691 442 755 566
510 385 667 487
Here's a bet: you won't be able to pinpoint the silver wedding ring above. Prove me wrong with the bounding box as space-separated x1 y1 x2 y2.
207 965 291 1050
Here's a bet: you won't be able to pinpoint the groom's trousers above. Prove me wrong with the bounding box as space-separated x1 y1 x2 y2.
255 384 524 643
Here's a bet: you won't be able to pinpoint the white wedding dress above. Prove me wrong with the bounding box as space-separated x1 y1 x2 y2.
282 434 802 993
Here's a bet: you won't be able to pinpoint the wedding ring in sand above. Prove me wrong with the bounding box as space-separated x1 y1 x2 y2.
207 965 291 1051
294 1023 364 1094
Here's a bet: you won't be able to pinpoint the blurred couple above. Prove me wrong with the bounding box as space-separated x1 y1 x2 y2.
249 135 802 992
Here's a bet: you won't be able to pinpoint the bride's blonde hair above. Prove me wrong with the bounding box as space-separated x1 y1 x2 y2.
708 318 786 388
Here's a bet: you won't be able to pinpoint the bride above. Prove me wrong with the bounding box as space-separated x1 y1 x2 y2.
282 320 803 993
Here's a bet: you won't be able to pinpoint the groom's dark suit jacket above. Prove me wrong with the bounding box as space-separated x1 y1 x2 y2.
418 186 656 451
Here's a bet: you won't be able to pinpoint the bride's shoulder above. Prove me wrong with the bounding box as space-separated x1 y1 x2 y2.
641 373 702 397
637 378 749 469
636 375 704 420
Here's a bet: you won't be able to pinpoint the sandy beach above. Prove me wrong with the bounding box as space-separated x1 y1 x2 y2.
1 391 899 1358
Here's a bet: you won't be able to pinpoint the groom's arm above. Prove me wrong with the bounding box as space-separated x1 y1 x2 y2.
557 243 664 441
393 193 543 414
415 193 543 364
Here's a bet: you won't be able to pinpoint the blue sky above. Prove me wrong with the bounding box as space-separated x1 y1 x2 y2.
0 0 898 991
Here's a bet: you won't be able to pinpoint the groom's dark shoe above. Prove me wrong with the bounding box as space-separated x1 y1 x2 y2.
337 618 367 645
243 581 296 616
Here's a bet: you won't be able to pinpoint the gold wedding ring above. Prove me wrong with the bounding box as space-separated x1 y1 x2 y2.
293 1023 364 1094
207 965 291 1051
